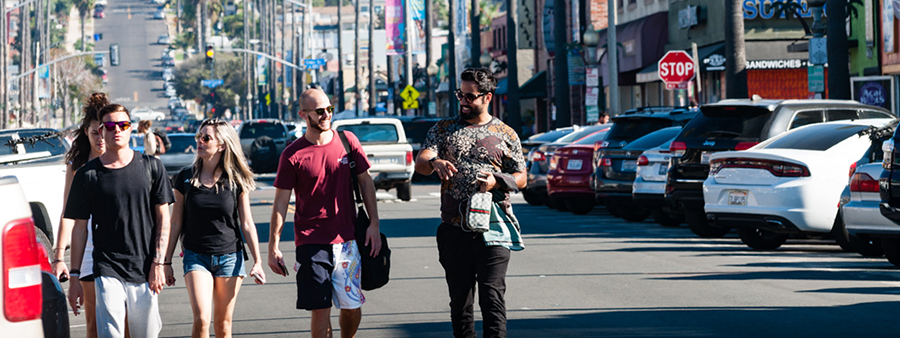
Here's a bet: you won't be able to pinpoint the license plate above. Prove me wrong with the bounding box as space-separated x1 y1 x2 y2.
621 160 637 172
728 190 748 206
701 151 712 164
658 164 668 175
566 159 582 170
372 157 399 164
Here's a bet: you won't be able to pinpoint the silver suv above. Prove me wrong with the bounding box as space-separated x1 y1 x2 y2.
238 119 290 173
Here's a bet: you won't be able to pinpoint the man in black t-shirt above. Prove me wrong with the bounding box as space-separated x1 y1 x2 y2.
64 105 174 338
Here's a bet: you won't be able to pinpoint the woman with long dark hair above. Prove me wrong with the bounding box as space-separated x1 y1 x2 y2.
164 118 266 338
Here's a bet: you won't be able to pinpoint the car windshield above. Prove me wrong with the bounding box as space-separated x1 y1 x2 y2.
624 127 683 150
240 123 286 139
0 130 67 157
557 125 606 143
759 124 869 151
527 128 576 143
607 118 674 142
679 106 773 140
336 124 400 143
167 135 195 154
573 130 610 145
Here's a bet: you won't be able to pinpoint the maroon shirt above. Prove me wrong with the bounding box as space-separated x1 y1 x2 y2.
273 130 371 246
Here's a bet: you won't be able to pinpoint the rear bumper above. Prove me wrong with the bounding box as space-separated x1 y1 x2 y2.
371 170 413 189
844 201 900 237
707 213 802 234
633 193 666 208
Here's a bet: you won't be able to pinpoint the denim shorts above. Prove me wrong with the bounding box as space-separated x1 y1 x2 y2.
182 249 246 277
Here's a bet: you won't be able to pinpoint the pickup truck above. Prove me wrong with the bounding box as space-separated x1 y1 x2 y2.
0 129 68 246
333 118 414 201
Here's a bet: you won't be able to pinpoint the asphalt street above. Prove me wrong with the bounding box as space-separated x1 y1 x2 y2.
58 178 900 337
93 0 170 110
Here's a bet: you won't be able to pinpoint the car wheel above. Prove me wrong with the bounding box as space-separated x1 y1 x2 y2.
605 204 621 217
619 206 651 222
685 208 729 238
565 199 595 215
523 189 544 206
34 226 51 256
652 209 685 227
831 212 855 252
548 196 568 211
882 238 900 267
396 181 412 201
833 212 884 257
738 228 788 250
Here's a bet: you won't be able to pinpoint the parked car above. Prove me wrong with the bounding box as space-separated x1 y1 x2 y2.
397 116 443 153
162 67 175 81
153 8 165 20
595 126 683 222
237 119 290 173
704 119 893 250
158 133 196 178
157 35 172 45
164 86 176 97
93 6 105 18
333 118 415 201
633 136 682 226
131 108 166 121
667 98 894 238
525 124 606 207
521 125 579 156
876 123 900 264
521 126 580 205
546 127 611 214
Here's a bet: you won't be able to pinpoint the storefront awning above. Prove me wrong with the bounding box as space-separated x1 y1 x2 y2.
634 42 726 83
597 12 669 74
519 71 546 99
495 78 508 95
436 81 449 93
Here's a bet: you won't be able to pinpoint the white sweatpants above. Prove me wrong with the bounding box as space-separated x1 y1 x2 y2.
94 276 162 338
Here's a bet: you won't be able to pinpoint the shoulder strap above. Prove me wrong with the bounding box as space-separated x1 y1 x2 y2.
337 131 364 205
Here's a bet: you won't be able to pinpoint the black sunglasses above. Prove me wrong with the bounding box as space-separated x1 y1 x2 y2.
101 121 132 131
195 133 214 143
304 105 335 116
455 90 488 102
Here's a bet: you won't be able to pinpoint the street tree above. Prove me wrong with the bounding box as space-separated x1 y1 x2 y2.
74 0 95 52
50 49 101 127
173 53 245 117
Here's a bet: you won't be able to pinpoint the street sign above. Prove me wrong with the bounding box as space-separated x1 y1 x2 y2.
658 51 695 89
403 100 420 109
808 65 825 93
303 58 327 70
201 79 224 88
809 37 827 65
400 85 420 101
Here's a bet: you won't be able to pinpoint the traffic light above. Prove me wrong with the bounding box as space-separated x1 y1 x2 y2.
208 91 216 104
205 45 215 64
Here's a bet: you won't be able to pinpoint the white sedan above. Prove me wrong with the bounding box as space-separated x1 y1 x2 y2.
703 119 893 250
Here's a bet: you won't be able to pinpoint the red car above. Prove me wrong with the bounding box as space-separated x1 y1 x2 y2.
93 6 105 18
546 127 610 214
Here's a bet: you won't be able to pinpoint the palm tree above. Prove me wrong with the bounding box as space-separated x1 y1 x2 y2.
75 0 96 52
725 0 747 98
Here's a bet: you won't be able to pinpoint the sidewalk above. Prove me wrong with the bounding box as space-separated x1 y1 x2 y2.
63 7 95 53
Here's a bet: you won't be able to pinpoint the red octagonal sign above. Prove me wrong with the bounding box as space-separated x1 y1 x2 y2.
658 51 696 88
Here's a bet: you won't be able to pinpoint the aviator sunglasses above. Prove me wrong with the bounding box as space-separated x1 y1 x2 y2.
304 105 335 116
195 134 214 143
101 121 132 131
455 90 488 102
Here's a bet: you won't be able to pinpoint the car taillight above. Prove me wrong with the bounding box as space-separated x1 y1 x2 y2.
670 141 686 156
530 151 546 162
549 156 558 169
3 218 42 322
850 173 880 192
637 155 649 166
735 142 759 151
597 157 612 167
883 140 894 170
848 162 858 178
708 157 810 177
405 151 413 166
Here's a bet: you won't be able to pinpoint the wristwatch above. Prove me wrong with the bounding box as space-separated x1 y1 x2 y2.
428 156 439 166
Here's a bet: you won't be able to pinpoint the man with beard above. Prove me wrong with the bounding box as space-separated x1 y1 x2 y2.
414 68 527 337
268 88 382 338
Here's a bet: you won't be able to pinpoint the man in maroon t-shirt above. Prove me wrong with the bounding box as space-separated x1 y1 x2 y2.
268 88 382 338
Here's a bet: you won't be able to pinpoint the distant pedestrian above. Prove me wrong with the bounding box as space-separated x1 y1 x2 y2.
163 118 267 338
268 88 382 338
415 68 527 337
138 120 158 156
597 111 610 124
64 104 175 338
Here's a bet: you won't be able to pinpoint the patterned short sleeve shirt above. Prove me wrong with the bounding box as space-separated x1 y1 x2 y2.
421 117 526 226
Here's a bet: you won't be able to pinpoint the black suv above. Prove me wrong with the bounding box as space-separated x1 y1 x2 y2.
667 98 893 238
592 107 697 220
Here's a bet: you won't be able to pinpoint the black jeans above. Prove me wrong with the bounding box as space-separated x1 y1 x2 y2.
437 223 511 338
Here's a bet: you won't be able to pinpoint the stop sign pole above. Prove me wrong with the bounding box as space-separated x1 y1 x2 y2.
658 51 696 90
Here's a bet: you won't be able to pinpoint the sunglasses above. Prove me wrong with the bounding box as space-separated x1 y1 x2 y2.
455 90 488 102
304 105 335 116
101 121 132 131
195 134 214 143
201 118 228 127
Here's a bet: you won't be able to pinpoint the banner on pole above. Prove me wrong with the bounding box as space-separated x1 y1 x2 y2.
257 55 268 86
411 0 426 54
386 0 404 55
286 50 293 88
38 66 50 99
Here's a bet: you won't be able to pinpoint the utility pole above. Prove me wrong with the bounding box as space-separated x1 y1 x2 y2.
244 0 252 119
337 0 345 111
607 0 617 115
269 0 276 118
403 0 412 115
22 3 31 126
1 0 7 129
505 0 521 136
552 0 569 127
354 0 361 116
470 0 480 68
291 3 297 109
425 0 433 115
724 0 747 98
447 0 457 117
281 0 286 120
367 0 374 116
826 0 850 99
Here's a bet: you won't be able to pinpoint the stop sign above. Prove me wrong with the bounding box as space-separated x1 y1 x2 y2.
658 51 696 85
